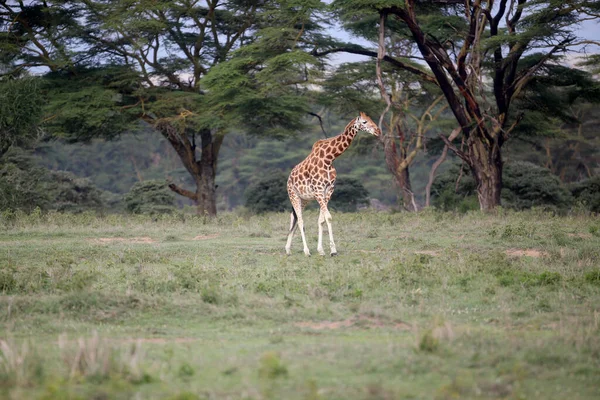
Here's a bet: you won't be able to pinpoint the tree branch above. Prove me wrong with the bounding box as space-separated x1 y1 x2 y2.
308 112 328 138
311 46 439 86
168 183 197 200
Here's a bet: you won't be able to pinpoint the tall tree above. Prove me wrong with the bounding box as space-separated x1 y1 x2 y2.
328 0 600 210
2 0 323 216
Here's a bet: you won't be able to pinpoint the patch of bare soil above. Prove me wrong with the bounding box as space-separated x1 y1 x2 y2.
505 249 548 258
119 337 198 344
567 233 592 239
295 315 411 330
192 234 220 240
414 250 439 256
90 237 157 244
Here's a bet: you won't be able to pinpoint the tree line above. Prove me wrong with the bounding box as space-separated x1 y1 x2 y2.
1 0 599 216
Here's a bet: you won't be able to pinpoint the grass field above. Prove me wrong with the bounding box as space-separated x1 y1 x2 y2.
1 209 599 399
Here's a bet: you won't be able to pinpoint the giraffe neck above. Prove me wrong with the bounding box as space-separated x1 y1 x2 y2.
328 119 359 160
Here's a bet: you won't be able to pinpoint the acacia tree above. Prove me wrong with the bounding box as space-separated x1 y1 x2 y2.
327 0 600 210
2 0 322 216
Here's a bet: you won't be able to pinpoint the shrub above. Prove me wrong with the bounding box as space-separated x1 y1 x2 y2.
244 171 289 214
244 172 370 214
570 175 600 213
431 161 573 211
0 148 51 212
329 177 369 212
124 180 176 214
502 161 573 210
47 170 104 213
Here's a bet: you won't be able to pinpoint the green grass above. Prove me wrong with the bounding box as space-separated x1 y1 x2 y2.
1 209 599 399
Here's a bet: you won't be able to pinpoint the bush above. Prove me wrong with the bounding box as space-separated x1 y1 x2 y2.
431 165 478 212
47 170 104 213
570 175 600 213
329 177 369 212
124 180 176 214
244 172 289 214
0 148 51 212
244 173 370 214
0 147 113 213
502 161 573 210
431 161 573 211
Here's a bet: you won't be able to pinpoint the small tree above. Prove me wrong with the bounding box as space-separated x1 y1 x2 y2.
124 180 176 215
244 172 289 214
47 171 105 213
570 176 600 213
0 148 50 212
329 177 370 212
0 77 44 158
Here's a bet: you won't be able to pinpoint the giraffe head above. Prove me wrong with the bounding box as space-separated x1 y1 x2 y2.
354 112 381 137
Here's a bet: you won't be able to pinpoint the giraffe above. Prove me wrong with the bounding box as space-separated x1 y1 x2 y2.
285 112 381 256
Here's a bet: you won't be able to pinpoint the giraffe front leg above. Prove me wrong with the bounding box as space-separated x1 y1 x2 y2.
298 217 311 256
317 209 326 256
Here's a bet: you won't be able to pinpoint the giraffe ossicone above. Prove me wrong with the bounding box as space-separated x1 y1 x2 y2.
285 112 381 256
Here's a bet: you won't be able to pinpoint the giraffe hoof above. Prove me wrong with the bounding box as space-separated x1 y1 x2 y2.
330 252 338 257
318 251 326 256
304 250 311 257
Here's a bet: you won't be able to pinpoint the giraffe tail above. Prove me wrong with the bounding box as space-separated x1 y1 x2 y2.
289 209 298 232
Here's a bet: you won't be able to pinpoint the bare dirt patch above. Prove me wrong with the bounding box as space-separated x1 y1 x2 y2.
296 315 411 330
120 337 198 344
567 233 592 239
414 250 439 256
193 234 220 240
505 249 548 258
90 237 157 244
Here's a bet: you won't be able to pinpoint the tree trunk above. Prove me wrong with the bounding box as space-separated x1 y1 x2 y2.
155 120 222 217
196 129 219 216
382 134 419 212
469 139 503 211
397 167 418 212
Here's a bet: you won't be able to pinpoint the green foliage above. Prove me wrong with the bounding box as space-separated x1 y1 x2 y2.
47 171 105 213
124 180 176 215
244 172 370 214
430 165 477 212
0 148 51 212
329 177 370 212
432 162 574 211
502 161 574 210
244 172 289 214
570 176 600 213
42 67 140 141
0 77 44 156
0 148 110 213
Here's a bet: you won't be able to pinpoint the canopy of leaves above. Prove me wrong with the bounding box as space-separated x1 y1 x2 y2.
0 77 44 156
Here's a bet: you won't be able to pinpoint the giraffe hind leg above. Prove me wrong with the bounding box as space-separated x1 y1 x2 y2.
285 209 297 255
286 196 310 256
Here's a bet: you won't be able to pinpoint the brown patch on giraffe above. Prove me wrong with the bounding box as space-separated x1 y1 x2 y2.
90 237 156 244
295 315 411 330
505 249 548 258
